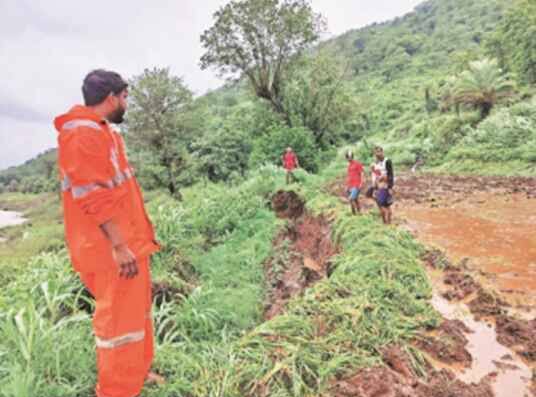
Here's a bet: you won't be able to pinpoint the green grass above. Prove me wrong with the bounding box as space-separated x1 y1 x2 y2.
0 161 437 397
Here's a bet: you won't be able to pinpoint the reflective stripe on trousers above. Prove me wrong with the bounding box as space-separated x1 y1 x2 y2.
80 257 154 397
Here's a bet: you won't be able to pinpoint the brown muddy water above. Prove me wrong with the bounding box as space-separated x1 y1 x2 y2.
394 174 536 397
399 193 536 309
429 275 532 397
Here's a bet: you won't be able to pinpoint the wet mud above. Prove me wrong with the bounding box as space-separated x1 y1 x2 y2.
415 319 473 367
331 346 495 397
429 289 533 397
271 190 305 219
332 172 536 396
265 191 337 319
395 173 536 310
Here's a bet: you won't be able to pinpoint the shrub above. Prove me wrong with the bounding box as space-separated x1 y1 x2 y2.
249 125 320 172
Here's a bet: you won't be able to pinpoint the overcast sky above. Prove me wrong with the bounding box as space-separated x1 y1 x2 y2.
0 0 423 170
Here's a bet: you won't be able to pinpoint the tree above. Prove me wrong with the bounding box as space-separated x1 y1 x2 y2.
487 0 536 84
192 126 252 183
281 53 355 146
439 76 460 115
451 58 515 120
191 103 255 182
125 68 195 199
200 0 325 124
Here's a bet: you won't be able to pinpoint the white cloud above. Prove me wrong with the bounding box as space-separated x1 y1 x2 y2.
0 117 55 170
1 0 422 170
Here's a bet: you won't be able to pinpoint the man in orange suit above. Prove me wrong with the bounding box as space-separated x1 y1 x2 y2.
54 69 163 397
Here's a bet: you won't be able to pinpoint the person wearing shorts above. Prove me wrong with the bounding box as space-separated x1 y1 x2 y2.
368 146 395 224
345 151 365 215
375 175 394 224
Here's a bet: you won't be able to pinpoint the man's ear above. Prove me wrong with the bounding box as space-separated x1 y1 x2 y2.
104 93 117 107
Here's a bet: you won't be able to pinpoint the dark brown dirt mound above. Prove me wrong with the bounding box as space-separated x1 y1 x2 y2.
382 346 419 382
152 280 184 306
415 319 473 367
331 366 414 397
331 360 493 397
442 271 479 301
421 249 450 270
468 288 507 320
264 213 337 319
414 369 495 397
331 348 492 397
495 315 536 361
271 190 305 219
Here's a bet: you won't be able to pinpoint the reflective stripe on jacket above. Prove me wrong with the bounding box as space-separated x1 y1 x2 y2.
54 105 159 272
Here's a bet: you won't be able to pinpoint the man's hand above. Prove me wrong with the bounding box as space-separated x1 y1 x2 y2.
112 244 138 279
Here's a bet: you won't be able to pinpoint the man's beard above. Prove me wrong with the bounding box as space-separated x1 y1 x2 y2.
107 106 126 124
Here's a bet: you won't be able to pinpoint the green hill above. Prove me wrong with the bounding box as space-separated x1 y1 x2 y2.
3 0 535 193
0 148 58 193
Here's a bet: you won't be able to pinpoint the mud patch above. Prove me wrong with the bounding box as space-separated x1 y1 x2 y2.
442 270 479 301
382 345 420 381
152 280 184 306
395 174 536 204
495 315 536 362
422 249 451 270
272 190 305 219
264 214 337 319
415 319 473 367
331 347 493 397
265 191 337 319
468 289 507 320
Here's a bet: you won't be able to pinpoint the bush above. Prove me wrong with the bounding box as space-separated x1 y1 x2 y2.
447 99 536 163
249 125 320 172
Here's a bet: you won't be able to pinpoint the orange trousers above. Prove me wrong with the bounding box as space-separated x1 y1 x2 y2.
80 257 154 397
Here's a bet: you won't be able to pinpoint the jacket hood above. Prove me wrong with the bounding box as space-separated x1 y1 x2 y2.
54 105 103 132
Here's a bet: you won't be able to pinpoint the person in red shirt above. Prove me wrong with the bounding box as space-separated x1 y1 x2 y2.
282 147 300 184
345 150 365 215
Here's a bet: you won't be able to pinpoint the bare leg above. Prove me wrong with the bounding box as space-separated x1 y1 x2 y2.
381 207 388 224
354 198 361 214
386 207 392 224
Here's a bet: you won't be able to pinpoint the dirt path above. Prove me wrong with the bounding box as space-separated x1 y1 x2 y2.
394 173 536 397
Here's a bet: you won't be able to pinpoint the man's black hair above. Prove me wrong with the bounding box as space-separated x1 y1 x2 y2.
82 69 128 106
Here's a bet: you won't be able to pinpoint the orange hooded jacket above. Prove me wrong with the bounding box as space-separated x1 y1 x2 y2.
54 106 159 273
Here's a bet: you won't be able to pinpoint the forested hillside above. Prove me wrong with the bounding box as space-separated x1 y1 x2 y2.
2 0 534 195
